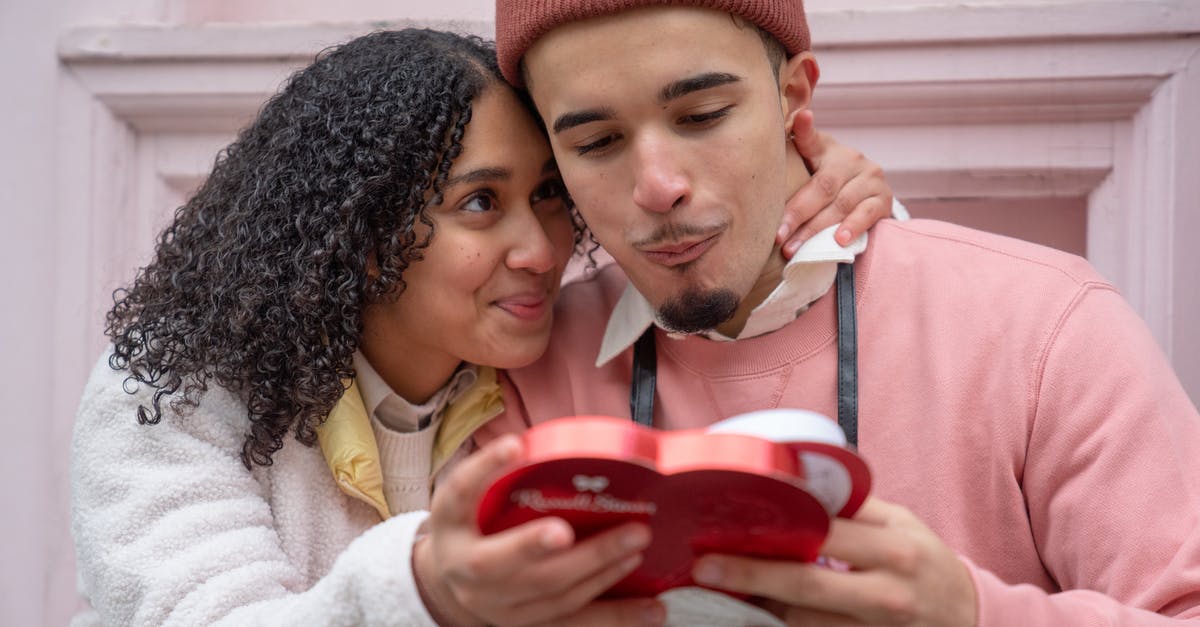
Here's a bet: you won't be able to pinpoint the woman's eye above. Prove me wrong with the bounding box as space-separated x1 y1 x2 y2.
680 105 734 125
531 178 567 206
460 191 497 213
532 179 571 215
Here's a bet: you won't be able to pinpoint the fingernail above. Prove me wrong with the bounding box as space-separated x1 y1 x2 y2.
777 224 790 241
494 436 520 462
837 228 853 245
785 239 802 256
540 521 571 550
693 559 724 585
622 526 651 550
640 601 666 626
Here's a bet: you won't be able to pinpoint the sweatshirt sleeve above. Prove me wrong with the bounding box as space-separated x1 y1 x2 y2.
70 357 440 627
974 283 1200 625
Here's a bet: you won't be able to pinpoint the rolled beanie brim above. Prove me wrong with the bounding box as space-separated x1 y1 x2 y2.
495 0 809 86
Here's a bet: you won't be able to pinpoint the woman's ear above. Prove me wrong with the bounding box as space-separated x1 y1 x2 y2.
365 251 381 281
781 52 820 136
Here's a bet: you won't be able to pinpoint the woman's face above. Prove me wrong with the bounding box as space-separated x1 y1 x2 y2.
361 84 575 402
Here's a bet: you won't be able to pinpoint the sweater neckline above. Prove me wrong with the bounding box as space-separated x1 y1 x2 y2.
652 231 876 378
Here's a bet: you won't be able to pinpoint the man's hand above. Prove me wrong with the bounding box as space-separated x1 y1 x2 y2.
691 498 978 626
777 111 895 258
415 435 667 627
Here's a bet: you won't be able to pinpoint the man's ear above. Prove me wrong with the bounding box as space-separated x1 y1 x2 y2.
781 52 820 135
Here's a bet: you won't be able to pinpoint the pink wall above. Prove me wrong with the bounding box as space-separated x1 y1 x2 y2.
181 0 495 22
3 1 1197 625
1 3 61 625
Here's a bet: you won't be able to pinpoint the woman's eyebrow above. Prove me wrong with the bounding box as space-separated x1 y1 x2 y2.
445 157 557 187
444 167 510 187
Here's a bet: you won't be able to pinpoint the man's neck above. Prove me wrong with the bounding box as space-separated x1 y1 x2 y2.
712 142 810 337
713 243 788 337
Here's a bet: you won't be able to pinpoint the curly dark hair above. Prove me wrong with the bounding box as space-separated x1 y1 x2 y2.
106 29 586 468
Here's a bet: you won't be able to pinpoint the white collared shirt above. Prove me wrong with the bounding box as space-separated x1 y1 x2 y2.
351 350 478 433
595 200 907 367
351 352 481 513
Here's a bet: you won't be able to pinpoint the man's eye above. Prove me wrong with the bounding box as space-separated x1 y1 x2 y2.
576 134 617 156
679 105 734 125
460 191 497 213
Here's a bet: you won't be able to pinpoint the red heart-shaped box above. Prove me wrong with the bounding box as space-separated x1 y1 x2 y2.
477 414 870 597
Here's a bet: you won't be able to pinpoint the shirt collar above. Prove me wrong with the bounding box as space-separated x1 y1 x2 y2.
351 351 478 432
596 224 868 367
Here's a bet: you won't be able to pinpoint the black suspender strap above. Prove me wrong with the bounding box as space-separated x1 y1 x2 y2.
835 262 858 447
629 261 859 442
630 327 657 427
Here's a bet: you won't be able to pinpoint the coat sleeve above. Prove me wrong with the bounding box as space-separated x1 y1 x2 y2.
973 284 1200 625
70 356 440 627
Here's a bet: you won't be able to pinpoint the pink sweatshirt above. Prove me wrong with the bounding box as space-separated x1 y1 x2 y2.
478 219 1200 625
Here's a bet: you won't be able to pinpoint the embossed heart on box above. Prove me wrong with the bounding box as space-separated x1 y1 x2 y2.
477 412 870 597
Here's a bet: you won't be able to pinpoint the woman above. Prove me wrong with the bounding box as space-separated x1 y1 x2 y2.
71 29 895 625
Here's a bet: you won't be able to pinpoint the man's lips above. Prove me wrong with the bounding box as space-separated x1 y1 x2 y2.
493 293 551 321
639 233 720 267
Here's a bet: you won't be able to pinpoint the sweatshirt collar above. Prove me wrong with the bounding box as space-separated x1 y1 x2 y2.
596 224 868 367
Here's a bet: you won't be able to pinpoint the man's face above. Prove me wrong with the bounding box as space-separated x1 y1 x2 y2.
525 6 812 335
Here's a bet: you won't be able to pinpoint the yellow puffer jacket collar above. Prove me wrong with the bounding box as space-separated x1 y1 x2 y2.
315 367 504 520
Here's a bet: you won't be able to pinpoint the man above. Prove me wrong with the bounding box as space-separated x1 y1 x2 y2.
414 2 1200 626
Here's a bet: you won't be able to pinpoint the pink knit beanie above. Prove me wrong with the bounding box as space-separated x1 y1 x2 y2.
495 0 810 86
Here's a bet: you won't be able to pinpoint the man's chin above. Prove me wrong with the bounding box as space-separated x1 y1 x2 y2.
656 287 739 334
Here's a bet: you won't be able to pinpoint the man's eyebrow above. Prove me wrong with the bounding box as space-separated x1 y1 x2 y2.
659 72 742 103
552 107 616 135
444 167 510 188
549 72 740 134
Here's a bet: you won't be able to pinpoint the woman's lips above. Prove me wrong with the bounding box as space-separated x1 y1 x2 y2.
494 295 550 321
640 233 720 267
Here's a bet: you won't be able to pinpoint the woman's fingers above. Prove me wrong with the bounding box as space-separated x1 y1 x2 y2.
778 111 895 257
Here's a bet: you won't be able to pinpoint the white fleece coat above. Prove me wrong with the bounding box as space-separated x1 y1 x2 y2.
70 356 440 626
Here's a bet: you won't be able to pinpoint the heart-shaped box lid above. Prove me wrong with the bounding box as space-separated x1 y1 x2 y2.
477 411 871 597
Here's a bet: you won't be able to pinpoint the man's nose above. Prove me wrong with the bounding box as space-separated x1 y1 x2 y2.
631 132 690 213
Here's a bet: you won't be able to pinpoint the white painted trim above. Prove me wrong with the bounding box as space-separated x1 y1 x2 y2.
55 2 1200 60
56 19 493 61
813 0 1200 46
